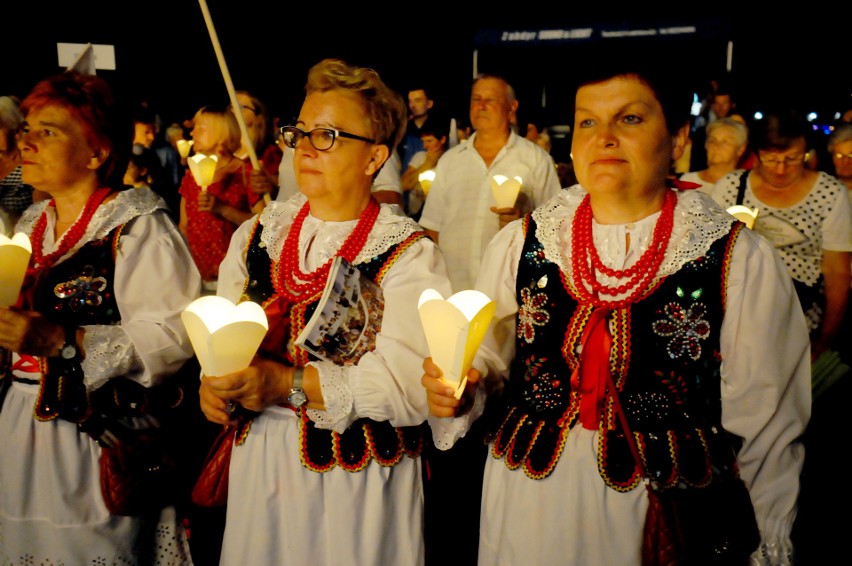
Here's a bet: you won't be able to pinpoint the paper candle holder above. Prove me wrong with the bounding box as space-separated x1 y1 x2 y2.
418 289 495 399
176 139 193 159
418 170 436 196
187 153 218 191
726 205 759 229
491 175 523 209
181 295 268 377
0 232 32 307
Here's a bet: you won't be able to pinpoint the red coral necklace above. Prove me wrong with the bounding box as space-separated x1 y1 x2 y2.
570 189 675 309
28 187 112 273
272 198 380 302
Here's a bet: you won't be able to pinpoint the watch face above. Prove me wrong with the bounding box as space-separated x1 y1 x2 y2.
61 344 77 360
288 388 307 408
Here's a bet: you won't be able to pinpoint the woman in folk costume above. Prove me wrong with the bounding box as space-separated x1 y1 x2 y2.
0 71 200 564
199 58 452 565
422 52 810 565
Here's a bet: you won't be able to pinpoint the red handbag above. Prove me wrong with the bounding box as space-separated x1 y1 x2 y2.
91 377 184 516
191 425 236 507
99 430 179 516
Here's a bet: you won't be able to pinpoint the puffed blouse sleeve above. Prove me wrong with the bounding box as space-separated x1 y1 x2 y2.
428 219 524 450
720 227 811 563
216 215 254 304
82 210 203 389
310 237 453 432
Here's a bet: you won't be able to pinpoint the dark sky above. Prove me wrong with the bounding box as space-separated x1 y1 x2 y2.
4 3 849 139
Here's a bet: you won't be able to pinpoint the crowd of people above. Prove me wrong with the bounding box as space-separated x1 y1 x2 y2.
0 41 850 566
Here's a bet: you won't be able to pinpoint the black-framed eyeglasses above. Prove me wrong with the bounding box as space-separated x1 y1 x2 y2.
279 125 375 151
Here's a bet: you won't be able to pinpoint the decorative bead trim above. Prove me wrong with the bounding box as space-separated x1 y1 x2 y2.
296 409 422 473
374 231 426 285
720 222 744 314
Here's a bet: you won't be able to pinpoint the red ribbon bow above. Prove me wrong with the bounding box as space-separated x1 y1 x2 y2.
570 307 612 430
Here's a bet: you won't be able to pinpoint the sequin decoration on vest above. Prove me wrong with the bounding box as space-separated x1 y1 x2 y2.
488 214 746 490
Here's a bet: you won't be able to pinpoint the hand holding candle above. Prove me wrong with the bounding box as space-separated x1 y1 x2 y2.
0 233 32 307
188 153 218 193
181 296 268 377
418 289 495 399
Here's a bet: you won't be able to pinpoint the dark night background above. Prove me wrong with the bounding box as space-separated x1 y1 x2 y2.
4 2 850 162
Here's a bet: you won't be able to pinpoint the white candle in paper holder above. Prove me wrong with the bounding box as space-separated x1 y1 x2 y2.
418 289 495 399
181 296 268 377
187 153 218 192
0 232 32 307
490 175 523 209
176 139 193 159
726 205 759 230
418 170 436 196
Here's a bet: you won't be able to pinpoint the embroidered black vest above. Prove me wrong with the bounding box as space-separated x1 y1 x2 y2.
29 226 124 422
489 215 745 492
241 217 426 472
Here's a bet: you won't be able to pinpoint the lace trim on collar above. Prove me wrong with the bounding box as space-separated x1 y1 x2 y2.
17 188 165 245
532 186 736 279
258 194 422 263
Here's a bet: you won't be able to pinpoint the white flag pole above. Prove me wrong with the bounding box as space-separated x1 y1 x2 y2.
197 0 271 203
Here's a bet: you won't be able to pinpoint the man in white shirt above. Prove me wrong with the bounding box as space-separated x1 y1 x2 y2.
417 74 562 566
418 74 562 292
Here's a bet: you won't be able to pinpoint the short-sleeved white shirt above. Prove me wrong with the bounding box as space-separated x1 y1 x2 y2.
418 131 562 291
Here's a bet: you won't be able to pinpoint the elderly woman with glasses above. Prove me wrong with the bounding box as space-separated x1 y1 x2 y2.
199 58 451 565
710 109 852 361
828 123 852 191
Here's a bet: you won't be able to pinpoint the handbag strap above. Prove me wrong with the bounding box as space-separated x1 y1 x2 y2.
735 170 749 206
605 368 650 480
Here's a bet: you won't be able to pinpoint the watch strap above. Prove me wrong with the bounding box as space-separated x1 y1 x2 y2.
291 366 304 391
60 326 80 360
287 366 307 408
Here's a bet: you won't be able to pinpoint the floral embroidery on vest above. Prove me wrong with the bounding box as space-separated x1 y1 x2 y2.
488 215 745 490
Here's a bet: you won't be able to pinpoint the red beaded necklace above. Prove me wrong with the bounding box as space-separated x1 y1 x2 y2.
272 198 380 302
28 187 112 272
571 190 676 309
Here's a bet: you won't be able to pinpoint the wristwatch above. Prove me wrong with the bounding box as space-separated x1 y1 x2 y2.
60 326 79 360
287 366 307 408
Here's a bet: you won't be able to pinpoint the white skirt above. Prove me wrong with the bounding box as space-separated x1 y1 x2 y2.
478 426 647 566
0 380 193 565
220 407 424 566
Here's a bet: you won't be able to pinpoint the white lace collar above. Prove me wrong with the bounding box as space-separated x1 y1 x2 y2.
532 186 736 280
258 193 423 265
17 188 166 252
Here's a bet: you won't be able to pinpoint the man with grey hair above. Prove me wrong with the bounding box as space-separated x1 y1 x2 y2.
417 74 561 566
419 74 562 292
